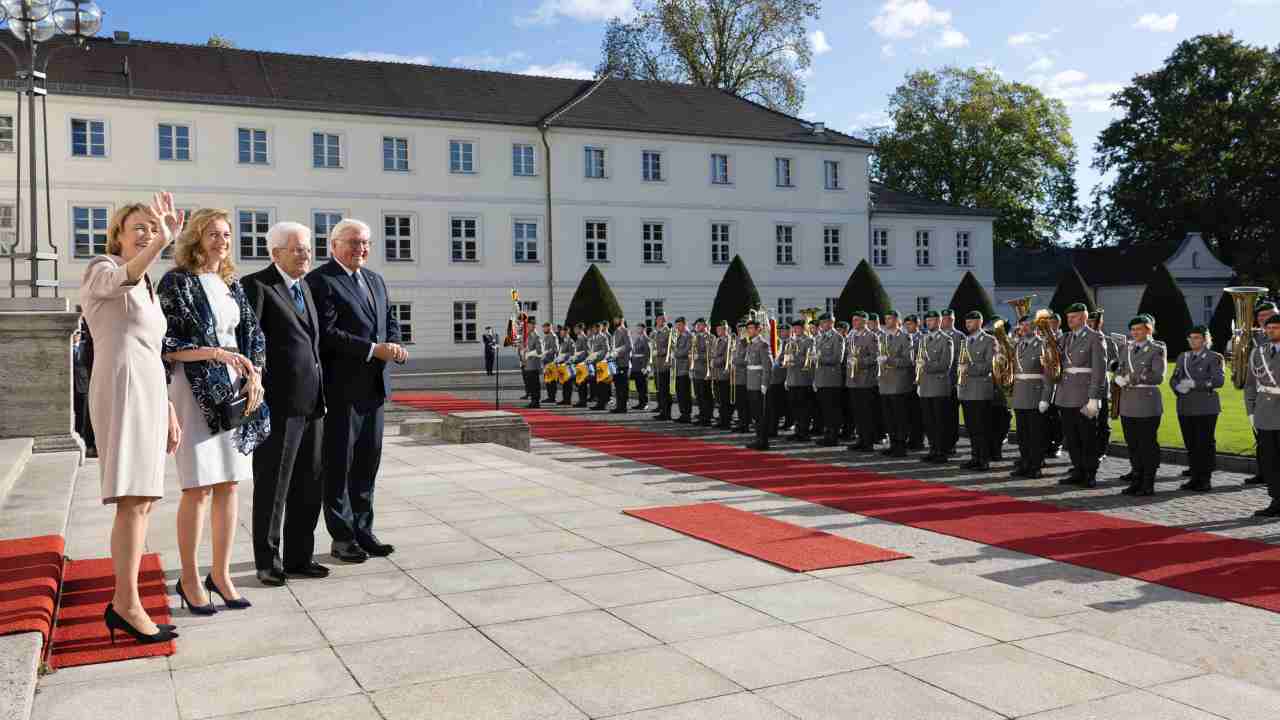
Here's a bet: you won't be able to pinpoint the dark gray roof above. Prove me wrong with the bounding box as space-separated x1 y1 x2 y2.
869 183 1000 217
996 243 1223 287
1 37 872 149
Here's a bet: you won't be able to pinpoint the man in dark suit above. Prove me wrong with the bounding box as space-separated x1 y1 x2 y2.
243 222 328 586
482 326 498 375
306 219 408 563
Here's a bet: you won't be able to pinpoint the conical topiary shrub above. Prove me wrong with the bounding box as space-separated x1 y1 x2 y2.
1208 290 1233 355
564 264 623 328
835 259 892 320
709 255 763 328
1137 263 1194 357
946 271 997 321
1048 266 1096 318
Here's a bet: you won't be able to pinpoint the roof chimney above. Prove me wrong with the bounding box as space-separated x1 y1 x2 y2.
812 121 825 134
113 31 131 45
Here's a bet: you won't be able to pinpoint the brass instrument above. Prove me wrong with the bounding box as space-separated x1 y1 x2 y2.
991 319 1017 396
1108 332 1128 419
690 330 699 372
665 319 677 365
915 333 928 385
1005 294 1037 326
956 335 972 389
1226 286 1269 389
1033 309 1062 382
804 337 817 371
782 337 798 368
877 332 889 377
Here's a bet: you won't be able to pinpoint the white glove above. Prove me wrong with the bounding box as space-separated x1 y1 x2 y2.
784 381 790 391
1250 414 1256 429
877 355 889 364
1177 379 1195 394
1083 398 1100 418
1113 375 1128 388
525 351 539 360
1038 401 1049 414
587 352 598 362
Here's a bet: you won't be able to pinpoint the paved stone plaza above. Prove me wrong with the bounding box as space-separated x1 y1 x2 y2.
30 395 1280 719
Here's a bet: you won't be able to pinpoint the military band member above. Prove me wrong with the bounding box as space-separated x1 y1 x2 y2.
875 311 915 457
766 329 789 438
1090 310 1116 461
1055 303 1108 487
671 317 693 423
867 313 888 443
732 321 751 432
540 323 558 403
651 314 673 421
1246 314 1280 517
1243 302 1278 486
691 319 714 425
902 315 926 449
784 320 814 442
523 326 544 409
1113 316 1167 496
847 312 879 450
589 322 612 411
607 317 631 413
1011 314 1054 478
710 321 731 428
572 323 590 407
988 316 1013 462
940 309 964 454
1043 312 1065 459
555 326 574 405
629 325 650 410
1170 325 1223 491
744 319 774 451
833 320 852 440
811 314 843 446
918 311 957 462
956 312 996 470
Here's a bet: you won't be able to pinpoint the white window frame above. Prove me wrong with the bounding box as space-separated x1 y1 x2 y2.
69 117 108 158
824 159 843 190
383 213 415 263
237 208 274 260
311 130 344 170
383 136 411 172
584 146 607 179
644 299 665 328
156 122 193 162
311 210 344 261
453 301 478 344
389 302 414 344
916 296 932 314
710 153 732 185
914 229 933 267
512 143 536 177
584 219 610 263
775 224 797 266
642 150 664 182
823 225 843 266
641 220 667 265
0 203 15 256
519 300 539 327
955 229 972 267
775 157 794 188
710 221 733 266
449 214 480 264
513 216 540 264
71 204 111 258
0 114 13 153
871 227 891 267
449 139 477 174
236 127 270 166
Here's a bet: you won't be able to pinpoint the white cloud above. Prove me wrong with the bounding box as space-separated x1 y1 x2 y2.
340 51 433 66
519 0 634 25
881 44 896 58
520 60 596 80
870 0 951 40
1050 69 1088 86
850 110 891 132
1134 13 1179 32
449 51 529 70
1035 69 1123 113
810 30 833 55
938 27 969 48
1026 57 1054 73
976 59 1003 76
1008 31 1052 46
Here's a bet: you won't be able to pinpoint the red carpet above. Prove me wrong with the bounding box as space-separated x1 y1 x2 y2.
0 535 65 642
47 554 174 669
395 392 1280 614
625 503 908 571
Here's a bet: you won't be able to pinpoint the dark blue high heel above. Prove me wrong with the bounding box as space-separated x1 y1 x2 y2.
205 574 252 609
175 578 217 615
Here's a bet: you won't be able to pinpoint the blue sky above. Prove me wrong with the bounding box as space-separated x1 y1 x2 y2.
85 0 1280 232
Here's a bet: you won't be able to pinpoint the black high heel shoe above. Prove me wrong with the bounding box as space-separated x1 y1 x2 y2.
175 578 217 615
104 604 178 645
205 574 252 609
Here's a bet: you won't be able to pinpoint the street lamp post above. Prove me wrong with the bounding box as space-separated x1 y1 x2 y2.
0 0 102 298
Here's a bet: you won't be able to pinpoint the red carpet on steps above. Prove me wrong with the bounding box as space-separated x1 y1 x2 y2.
48 554 174 669
0 535 65 642
395 392 1280 614
625 503 908 571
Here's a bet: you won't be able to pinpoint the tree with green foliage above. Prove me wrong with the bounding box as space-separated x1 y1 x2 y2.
835 259 891 320
1137 264 1195 357
1208 291 1234 354
946 271 997 321
868 66 1081 249
207 34 235 48
709 255 763 328
1086 33 1280 288
1048 267 1096 317
564 264 624 328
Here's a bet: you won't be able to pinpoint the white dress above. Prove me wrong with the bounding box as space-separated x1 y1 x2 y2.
169 273 252 490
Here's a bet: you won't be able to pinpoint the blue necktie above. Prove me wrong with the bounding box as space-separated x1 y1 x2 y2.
290 283 305 315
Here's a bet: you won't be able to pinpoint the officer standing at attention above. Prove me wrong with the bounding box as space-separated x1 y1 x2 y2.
813 314 844 446
1243 302 1278 486
1170 325 1224 491
590 322 612 411
1114 315 1167 496
1245 314 1280 517
691 319 713 425
651 314 673 421
957 311 996 470
988 316 1013 462
671 317 693 423
1044 312 1066 459
940 309 964 455
744 319 774 451
609 317 632 413
786 319 814 442
629 324 650 410
766 329 789 438
846 312 879 451
836 320 854 440
732 320 751 432
1090 309 1117 463
918 310 956 462
1010 313 1055 479
523 325 544 409
557 326 575 405
541 322 558 404
710 321 731 427
877 310 915 457
1055 303 1108 488
903 314 926 450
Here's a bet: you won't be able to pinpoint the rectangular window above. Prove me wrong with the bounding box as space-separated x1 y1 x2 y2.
71 119 106 157
955 230 971 266
512 143 536 176
642 150 663 182
711 153 731 184
585 221 609 262
453 301 477 343
449 217 478 262
642 222 665 264
383 137 409 171
777 298 795 325
644 299 665 328
825 297 839 316
513 219 539 263
390 303 413 344
449 140 475 173
384 214 413 262
872 228 890 266
915 230 931 266
0 204 14 255
711 223 731 265
916 296 931 313
824 160 842 189
312 211 342 260
237 128 268 165
72 206 109 258
157 123 190 161
0 115 12 153
312 132 341 168
775 224 795 265
823 226 842 265
1203 295 1214 325
775 157 793 187
584 147 606 179
238 210 271 259
520 301 538 327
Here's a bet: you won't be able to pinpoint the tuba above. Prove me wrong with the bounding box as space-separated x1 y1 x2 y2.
990 318 1017 396
1033 309 1062 383
1226 286 1269 389
1005 294 1037 326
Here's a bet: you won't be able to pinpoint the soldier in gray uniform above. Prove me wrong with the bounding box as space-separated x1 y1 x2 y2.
540 323 558 404
651 315 673 420
629 325 650 410
709 322 731 427
1010 314 1055 478
987 316 1013 462
1114 315 1167 496
903 314 926 449
847 312 880 451
672 317 693 423
609 317 632 413
744 319 774 451
867 314 887 443
814 314 845 446
1055 303 1108 487
554 326 573 405
919 311 957 462
786 319 814 442
877 311 916 457
589 322 612 411
1090 310 1118 461
940 309 965 454
1246 314 1280 517
572 323 591 408
1242 302 1278 486
691 319 714 425
1043 312 1065 459
955 311 996 470
732 321 751 432
523 327 544 409
1170 325 1224 491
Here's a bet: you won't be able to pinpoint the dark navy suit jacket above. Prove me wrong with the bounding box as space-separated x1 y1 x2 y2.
304 259 400 412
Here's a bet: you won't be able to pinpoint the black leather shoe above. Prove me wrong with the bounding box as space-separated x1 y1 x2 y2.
1024 469 1043 479
1253 503 1280 518
1083 474 1098 488
358 538 395 557
1116 472 1133 483
1180 469 1193 477
331 543 369 563
1179 480 1211 492
746 441 770 451
285 562 331 579
674 417 692 424
256 568 288 587
1245 475 1266 485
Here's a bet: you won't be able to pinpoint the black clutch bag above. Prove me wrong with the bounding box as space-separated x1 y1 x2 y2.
217 379 252 431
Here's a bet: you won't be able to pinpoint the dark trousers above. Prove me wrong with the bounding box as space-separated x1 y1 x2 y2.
962 399 992 465
695 379 713 421
1095 397 1112 458
1061 405 1099 474
594 378 612 408
851 387 878 446
907 393 924 447
656 370 673 417
990 403 1012 458
841 387 854 438
715 379 732 425
1015 408 1046 471
788 386 812 438
817 386 843 442
675 375 692 418
522 370 541 407
872 388 887 439
946 390 960 451
74 391 96 450
545 379 558 403
253 414 324 572
1121 415 1161 482
485 349 495 375
613 367 629 409
1178 413 1218 480
749 389 768 447
882 393 910 451
578 377 592 405
631 371 649 407
734 384 749 428
922 395 950 456
1044 404 1063 453
560 379 574 402
1259 429 1280 499
765 382 787 434
322 402 383 546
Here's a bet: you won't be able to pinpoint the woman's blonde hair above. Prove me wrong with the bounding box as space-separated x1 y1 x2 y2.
175 208 237 284
105 203 153 256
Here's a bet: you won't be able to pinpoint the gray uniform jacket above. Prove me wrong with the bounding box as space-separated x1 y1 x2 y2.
691 332 710 380
1102 335 1121 374
918 331 956 399
541 333 557 365
709 335 727 381
814 330 845 388
786 336 815 388
1244 342 1280 431
878 331 915 396
732 334 749 386
1010 335 1055 410
673 330 692 377
557 336 574 364
1054 327 1108 408
573 335 589 365
588 333 608 364
1115 340 1166 419
525 334 544 371
612 326 631 369
651 325 672 371
848 331 879 389
1170 349 1223 416
744 336 773 392
630 334 650 375
956 332 995 401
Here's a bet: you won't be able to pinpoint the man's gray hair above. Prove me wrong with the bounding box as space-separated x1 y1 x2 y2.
330 218 372 250
267 221 311 252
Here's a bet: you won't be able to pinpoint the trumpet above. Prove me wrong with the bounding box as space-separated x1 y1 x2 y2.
877 332 889 376
782 337 798 368
956 336 972 389
915 335 927 385
848 331 860 378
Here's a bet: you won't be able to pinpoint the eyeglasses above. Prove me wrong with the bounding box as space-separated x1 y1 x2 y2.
342 238 372 248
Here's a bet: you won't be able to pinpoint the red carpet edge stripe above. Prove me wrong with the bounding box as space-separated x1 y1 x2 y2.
395 392 1280 614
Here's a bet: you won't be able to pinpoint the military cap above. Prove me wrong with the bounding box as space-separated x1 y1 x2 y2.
904 314 919 323
674 316 687 324
851 311 869 320
1051 313 1062 323
1266 314 1280 327
790 319 804 327
965 310 984 321
883 309 899 319
1088 310 1103 320
867 313 880 322
745 318 759 328
1129 316 1152 328
694 317 706 325
718 319 730 327
1065 303 1088 314
1187 325 1209 336
818 312 833 321
836 321 850 330
924 310 941 319
941 309 955 317
1255 302 1278 315
1140 313 1155 325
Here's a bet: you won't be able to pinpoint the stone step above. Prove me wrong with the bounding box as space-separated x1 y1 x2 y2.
0 451 80 541
0 633 39 720
0 438 33 511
